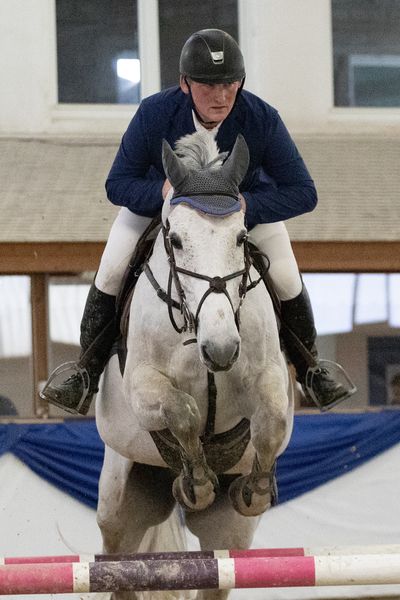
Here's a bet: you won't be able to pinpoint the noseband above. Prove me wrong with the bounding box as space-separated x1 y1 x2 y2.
144 220 257 341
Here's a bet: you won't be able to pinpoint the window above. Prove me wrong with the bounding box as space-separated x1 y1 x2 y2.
56 1 239 105
347 54 400 106
56 0 139 104
332 0 400 107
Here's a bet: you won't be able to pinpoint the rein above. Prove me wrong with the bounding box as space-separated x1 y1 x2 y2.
144 220 259 343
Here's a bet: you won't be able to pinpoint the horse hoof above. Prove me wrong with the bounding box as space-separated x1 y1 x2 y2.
172 472 217 512
228 474 272 517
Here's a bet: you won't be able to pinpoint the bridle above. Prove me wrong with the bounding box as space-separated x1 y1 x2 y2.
144 219 261 342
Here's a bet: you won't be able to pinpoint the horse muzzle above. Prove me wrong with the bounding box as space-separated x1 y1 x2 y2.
200 339 241 372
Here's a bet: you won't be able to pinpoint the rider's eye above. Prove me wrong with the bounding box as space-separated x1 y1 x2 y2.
236 230 248 246
169 233 183 250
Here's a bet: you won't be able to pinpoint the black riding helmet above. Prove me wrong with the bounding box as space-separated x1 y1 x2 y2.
180 29 245 84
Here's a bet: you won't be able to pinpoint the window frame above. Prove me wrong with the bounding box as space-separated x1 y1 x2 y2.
50 0 246 132
50 0 160 131
329 0 400 127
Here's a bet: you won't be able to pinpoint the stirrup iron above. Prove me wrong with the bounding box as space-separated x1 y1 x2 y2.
40 361 90 414
304 359 357 411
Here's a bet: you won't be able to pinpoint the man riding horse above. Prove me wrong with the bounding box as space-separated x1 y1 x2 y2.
42 28 355 415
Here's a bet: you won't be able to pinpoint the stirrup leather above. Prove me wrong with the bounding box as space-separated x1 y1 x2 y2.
304 359 357 411
40 361 90 414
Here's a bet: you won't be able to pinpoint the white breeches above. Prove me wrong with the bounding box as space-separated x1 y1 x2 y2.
95 207 302 301
95 208 152 295
248 222 302 300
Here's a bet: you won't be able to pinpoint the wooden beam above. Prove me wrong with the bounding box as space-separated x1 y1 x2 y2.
0 242 105 274
30 274 50 417
292 241 400 272
1 241 400 274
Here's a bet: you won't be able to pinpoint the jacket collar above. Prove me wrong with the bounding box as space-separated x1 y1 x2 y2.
170 92 196 139
216 99 246 152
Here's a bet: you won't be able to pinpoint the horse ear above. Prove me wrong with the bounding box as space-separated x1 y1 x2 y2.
162 139 188 189
221 134 249 187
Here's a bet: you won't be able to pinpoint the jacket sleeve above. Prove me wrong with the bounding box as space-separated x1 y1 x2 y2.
105 105 164 217
242 111 317 230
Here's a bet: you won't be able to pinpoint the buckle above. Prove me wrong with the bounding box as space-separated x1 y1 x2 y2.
304 359 357 411
40 361 90 413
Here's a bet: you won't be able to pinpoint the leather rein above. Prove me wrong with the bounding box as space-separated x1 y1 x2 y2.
143 219 263 343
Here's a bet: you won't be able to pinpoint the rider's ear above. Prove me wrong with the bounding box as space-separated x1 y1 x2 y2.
162 139 188 189
180 75 190 94
221 134 249 187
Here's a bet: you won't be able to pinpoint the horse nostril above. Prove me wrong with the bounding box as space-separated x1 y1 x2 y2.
201 341 240 371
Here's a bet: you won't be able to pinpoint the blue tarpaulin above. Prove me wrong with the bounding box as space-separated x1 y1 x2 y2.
1 411 399 510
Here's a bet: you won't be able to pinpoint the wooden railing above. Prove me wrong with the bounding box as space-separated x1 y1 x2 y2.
2 240 400 416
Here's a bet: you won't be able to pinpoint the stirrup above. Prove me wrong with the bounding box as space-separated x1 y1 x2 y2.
40 361 90 414
304 359 357 411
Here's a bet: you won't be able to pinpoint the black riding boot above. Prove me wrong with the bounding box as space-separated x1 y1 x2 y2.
280 284 355 411
41 284 117 415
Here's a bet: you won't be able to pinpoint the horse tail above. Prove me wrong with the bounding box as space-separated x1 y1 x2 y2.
137 506 187 554
136 507 197 600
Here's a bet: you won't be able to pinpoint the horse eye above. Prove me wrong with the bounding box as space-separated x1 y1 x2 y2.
236 230 248 246
169 233 183 250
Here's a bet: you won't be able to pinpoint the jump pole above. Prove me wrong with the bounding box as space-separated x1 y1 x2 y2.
2 544 400 565
1 554 400 595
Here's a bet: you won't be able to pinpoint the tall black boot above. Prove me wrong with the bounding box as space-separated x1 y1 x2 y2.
41 284 117 415
280 284 356 411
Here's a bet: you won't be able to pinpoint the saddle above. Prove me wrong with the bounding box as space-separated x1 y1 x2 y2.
114 215 162 373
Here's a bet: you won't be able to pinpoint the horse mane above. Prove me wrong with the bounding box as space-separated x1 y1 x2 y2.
173 131 227 171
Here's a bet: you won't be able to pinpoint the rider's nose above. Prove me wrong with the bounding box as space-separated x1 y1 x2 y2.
213 85 226 102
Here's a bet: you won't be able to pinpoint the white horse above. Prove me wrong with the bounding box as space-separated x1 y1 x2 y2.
95 131 295 600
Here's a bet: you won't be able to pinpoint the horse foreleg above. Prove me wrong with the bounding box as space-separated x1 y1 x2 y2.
126 363 218 511
229 366 291 517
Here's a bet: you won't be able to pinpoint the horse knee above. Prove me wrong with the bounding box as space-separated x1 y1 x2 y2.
251 408 288 462
162 394 202 441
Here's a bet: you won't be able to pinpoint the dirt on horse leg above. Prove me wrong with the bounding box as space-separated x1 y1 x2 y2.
229 383 289 517
128 364 218 511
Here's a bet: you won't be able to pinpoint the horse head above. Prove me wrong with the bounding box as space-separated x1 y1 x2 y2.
161 132 250 372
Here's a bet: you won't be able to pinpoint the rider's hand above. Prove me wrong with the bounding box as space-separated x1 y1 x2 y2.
162 179 173 200
239 193 246 212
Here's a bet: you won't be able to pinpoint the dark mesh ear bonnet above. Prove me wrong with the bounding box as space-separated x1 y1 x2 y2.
163 134 250 217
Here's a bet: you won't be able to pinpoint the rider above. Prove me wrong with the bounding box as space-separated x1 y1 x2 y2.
42 28 355 415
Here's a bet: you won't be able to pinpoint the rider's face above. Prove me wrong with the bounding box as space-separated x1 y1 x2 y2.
180 77 242 126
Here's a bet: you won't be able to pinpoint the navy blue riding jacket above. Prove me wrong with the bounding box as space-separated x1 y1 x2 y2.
105 86 317 230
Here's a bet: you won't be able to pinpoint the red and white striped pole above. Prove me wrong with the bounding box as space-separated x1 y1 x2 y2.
1 554 400 595
1 543 400 565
